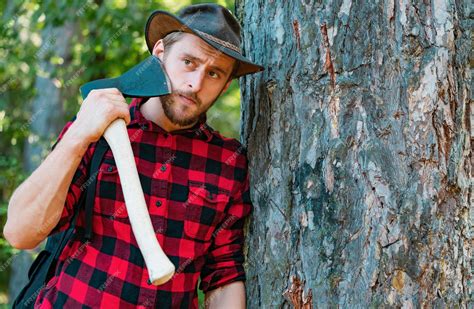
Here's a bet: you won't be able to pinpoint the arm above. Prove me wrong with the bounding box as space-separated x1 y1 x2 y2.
3 88 130 249
3 124 90 249
199 149 252 307
205 281 246 309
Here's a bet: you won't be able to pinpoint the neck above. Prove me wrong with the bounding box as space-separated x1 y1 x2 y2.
140 97 198 132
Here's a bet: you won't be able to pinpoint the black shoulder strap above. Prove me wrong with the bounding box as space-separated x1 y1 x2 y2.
48 137 108 252
83 138 109 241
50 194 84 262
44 191 85 255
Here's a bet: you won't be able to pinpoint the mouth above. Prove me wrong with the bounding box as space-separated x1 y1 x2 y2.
179 94 197 106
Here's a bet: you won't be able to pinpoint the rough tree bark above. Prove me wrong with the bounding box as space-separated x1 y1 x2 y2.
236 0 471 307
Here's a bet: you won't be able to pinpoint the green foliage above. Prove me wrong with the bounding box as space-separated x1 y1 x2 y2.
0 0 239 304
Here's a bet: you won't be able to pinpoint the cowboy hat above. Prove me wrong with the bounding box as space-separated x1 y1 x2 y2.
145 3 264 78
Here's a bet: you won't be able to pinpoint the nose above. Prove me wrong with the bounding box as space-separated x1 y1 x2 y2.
186 70 205 92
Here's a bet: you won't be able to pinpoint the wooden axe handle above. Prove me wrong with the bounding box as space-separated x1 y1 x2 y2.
103 119 175 285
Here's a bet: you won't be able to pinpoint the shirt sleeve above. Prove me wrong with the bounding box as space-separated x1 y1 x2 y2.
199 153 253 293
47 118 93 236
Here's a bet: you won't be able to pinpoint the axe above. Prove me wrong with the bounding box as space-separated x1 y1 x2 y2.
80 55 175 286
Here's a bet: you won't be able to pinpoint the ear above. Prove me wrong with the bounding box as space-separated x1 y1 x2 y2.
152 39 165 61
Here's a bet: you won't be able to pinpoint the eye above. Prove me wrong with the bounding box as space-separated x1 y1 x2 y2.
209 71 219 79
183 58 192 65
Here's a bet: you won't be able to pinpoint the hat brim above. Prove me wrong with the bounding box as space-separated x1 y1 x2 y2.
145 11 264 78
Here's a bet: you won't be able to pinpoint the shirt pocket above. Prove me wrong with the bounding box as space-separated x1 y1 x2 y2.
95 153 129 220
184 181 230 242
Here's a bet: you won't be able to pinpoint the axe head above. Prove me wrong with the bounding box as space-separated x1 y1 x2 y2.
80 55 171 100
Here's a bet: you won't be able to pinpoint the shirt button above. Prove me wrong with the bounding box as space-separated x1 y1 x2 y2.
155 201 162 207
107 166 113 172
141 124 148 130
160 165 167 172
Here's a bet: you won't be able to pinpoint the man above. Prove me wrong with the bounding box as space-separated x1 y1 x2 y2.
4 3 263 308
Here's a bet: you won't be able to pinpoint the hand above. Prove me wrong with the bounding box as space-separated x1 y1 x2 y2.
71 88 131 144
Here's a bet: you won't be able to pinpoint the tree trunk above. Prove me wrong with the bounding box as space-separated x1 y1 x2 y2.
236 0 471 307
8 21 76 305
22 22 76 173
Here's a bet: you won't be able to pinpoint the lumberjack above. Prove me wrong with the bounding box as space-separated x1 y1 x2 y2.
4 3 263 308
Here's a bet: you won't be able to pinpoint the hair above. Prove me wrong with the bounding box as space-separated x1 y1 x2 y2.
162 31 239 80
162 31 186 56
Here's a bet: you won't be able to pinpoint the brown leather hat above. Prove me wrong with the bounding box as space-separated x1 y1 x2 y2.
145 3 264 78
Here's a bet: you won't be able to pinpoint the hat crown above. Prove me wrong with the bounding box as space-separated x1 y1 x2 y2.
178 4 241 49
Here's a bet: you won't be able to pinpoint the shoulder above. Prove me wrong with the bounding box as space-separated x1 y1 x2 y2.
205 126 249 184
207 126 248 160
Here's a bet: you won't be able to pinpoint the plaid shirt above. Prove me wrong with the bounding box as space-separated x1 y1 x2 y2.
34 97 252 308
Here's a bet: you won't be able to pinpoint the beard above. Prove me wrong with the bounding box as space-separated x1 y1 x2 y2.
161 91 202 126
161 90 219 127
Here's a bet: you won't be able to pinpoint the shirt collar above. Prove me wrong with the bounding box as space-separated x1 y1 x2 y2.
129 97 213 142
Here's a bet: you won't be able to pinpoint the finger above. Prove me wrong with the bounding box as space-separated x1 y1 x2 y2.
105 99 130 115
104 91 126 99
101 93 127 103
123 111 131 125
95 88 122 96
106 102 131 124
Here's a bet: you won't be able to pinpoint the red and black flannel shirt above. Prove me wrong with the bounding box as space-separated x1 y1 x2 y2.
34 97 252 308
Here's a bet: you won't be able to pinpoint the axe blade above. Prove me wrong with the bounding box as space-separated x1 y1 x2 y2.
80 55 171 100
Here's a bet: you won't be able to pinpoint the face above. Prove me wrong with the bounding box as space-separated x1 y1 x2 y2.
152 33 235 127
